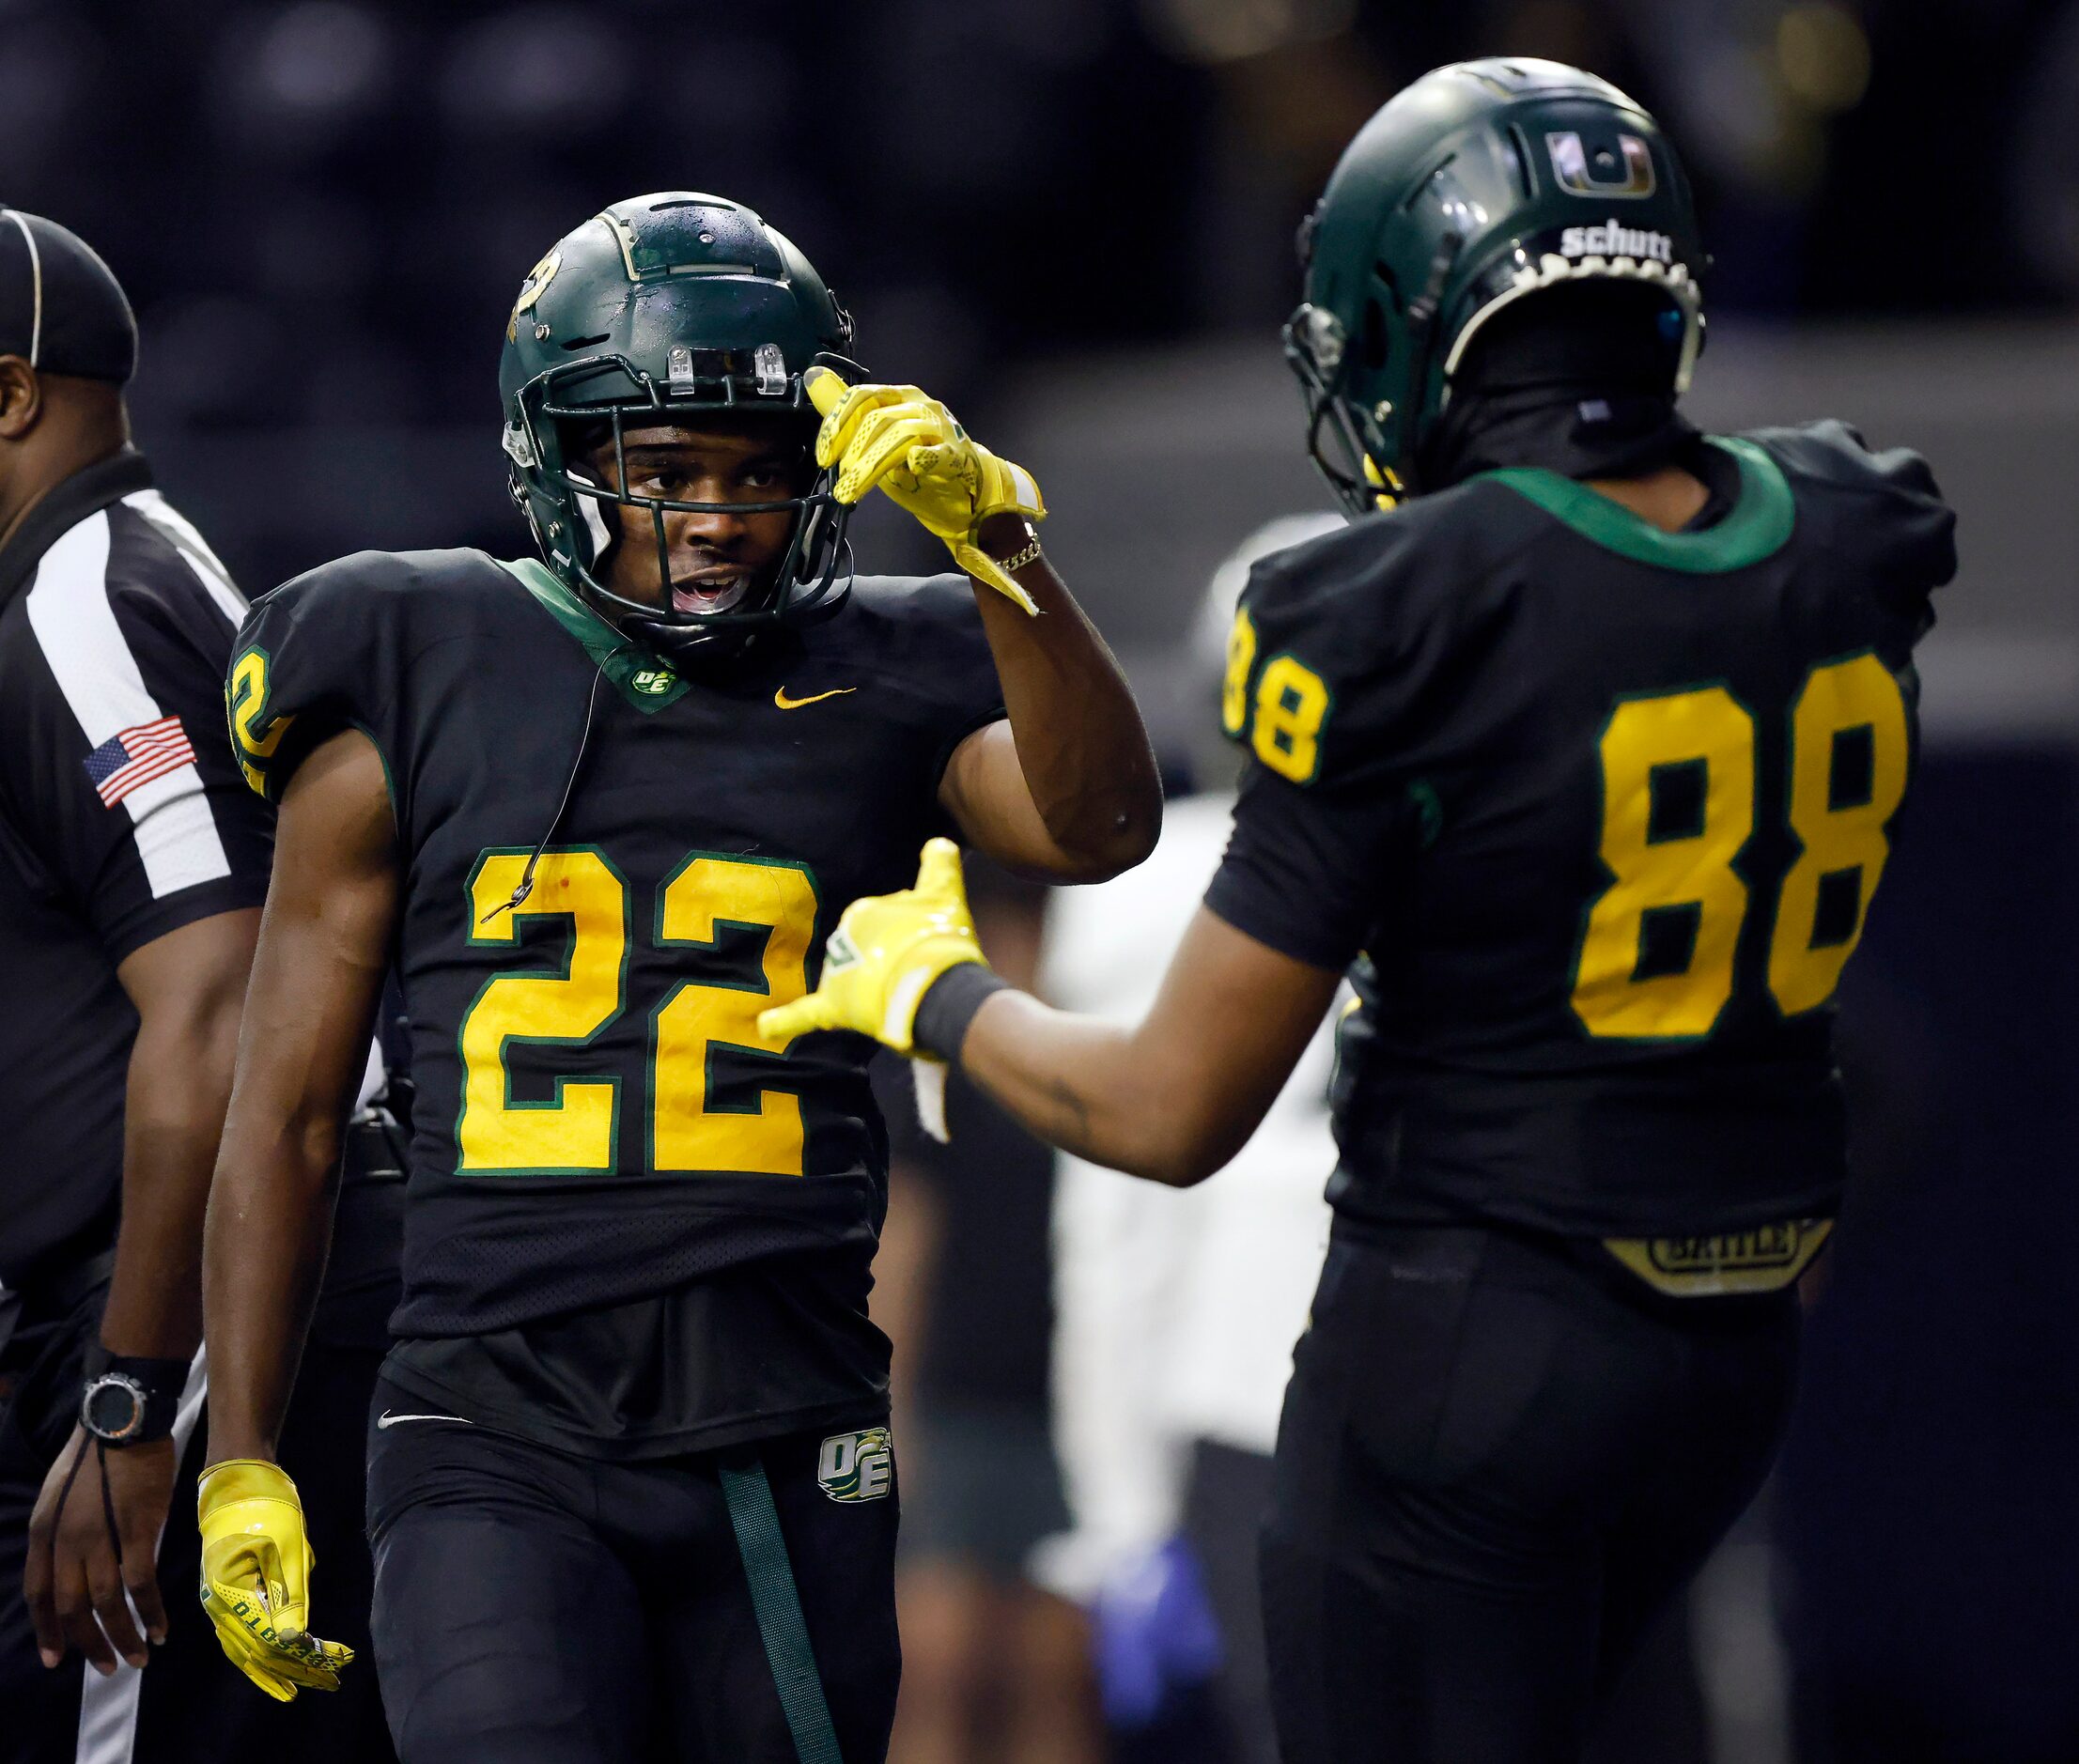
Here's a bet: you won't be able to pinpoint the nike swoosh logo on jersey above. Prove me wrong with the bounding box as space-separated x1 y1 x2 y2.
375 1409 473 1430
774 685 858 710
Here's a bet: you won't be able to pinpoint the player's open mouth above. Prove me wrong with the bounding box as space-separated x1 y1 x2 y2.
671 575 751 614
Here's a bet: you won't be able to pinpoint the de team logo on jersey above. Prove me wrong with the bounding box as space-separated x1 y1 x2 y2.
818 1428 893 1503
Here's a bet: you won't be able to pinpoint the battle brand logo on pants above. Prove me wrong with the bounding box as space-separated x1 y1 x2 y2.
817 1428 893 1503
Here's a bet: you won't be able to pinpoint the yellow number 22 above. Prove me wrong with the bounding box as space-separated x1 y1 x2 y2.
653 857 818 1176
458 849 818 1175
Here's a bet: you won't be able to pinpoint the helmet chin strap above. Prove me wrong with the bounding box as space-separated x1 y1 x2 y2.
621 604 763 666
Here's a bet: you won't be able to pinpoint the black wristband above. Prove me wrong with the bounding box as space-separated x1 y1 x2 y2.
912 964 1010 1062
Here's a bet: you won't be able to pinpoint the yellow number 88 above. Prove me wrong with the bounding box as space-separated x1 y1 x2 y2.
1221 609 1333 784
1572 688 1755 1039
1572 655 1911 1040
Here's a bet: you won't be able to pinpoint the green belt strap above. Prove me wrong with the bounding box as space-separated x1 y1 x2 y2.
717 1452 845 1764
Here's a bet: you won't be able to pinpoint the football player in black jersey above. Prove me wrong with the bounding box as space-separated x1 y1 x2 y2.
765 61 1958 1763
194 193 1158 1763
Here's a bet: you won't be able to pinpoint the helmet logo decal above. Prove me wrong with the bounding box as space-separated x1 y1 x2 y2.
1546 132 1656 198
507 247 563 341
1560 221 1673 263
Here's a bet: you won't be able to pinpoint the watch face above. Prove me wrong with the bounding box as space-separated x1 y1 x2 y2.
83 1376 146 1442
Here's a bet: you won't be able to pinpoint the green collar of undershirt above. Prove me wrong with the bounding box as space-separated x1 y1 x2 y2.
1473 436 1794 574
500 558 691 711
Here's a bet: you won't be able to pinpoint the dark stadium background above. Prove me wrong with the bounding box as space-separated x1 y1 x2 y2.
6 2 2075 1758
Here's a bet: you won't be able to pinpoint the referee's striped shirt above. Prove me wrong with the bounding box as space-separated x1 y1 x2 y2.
0 448 272 1281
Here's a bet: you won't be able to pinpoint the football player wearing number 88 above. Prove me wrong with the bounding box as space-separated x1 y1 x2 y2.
198 193 1158 1763
764 60 1956 1764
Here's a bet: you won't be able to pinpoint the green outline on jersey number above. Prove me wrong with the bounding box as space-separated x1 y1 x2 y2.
456 843 632 1178
644 850 826 1178
226 642 286 796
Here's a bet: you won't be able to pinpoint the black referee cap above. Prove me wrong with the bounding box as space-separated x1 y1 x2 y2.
0 209 137 385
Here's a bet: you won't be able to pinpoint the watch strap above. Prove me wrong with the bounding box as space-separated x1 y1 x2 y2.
80 1349 189 1445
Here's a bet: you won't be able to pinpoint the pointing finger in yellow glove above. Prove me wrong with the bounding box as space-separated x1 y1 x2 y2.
758 839 989 1052
197 1460 354 1703
804 369 1046 614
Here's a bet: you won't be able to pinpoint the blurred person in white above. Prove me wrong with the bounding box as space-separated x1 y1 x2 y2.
1033 512 1342 1764
874 864 1103 1764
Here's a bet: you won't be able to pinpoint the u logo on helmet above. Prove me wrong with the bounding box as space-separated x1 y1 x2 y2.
506 247 563 341
1546 132 1656 198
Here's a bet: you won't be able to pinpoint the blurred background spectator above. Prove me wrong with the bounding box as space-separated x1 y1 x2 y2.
8 0 2067 600
873 868 1103 1764
1031 515 1342 1764
8 2 2077 1756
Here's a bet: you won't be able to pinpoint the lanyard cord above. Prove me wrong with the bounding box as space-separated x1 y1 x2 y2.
479 657 612 924
50 1430 125 1564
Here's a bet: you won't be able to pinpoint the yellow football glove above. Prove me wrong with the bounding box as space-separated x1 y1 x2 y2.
758 839 989 1053
197 1459 353 1703
804 368 1046 614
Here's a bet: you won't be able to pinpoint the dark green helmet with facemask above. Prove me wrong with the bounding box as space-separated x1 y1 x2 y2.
499 193 865 661
1284 58 1706 513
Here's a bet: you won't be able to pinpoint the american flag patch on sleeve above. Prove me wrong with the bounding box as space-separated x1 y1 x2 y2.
82 714 197 807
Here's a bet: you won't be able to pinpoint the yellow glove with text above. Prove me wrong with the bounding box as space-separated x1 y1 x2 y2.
758 839 989 1054
197 1459 353 1702
804 368 1046 614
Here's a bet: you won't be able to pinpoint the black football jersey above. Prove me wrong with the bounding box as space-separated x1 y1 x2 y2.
1204 424 1956 1238
230 550 1002 1452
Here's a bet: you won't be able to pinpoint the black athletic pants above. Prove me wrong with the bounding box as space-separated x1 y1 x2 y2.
1260 1220 1801 1764
1 1164 401 1764
365 1382 902 1764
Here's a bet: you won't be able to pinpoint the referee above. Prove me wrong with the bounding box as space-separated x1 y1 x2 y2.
0 211 396 1762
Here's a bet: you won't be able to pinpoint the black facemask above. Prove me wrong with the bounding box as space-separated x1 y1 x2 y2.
1420 284 1697 491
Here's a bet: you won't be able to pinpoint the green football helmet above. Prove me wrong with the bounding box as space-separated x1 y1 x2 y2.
499 193 865 661
1284 58 1706 511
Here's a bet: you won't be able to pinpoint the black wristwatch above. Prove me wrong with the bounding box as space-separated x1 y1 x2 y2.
79 1353 186 1447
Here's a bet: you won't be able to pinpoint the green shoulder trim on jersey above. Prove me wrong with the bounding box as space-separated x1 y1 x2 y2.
500 558 692 711
1475 437 1794 575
